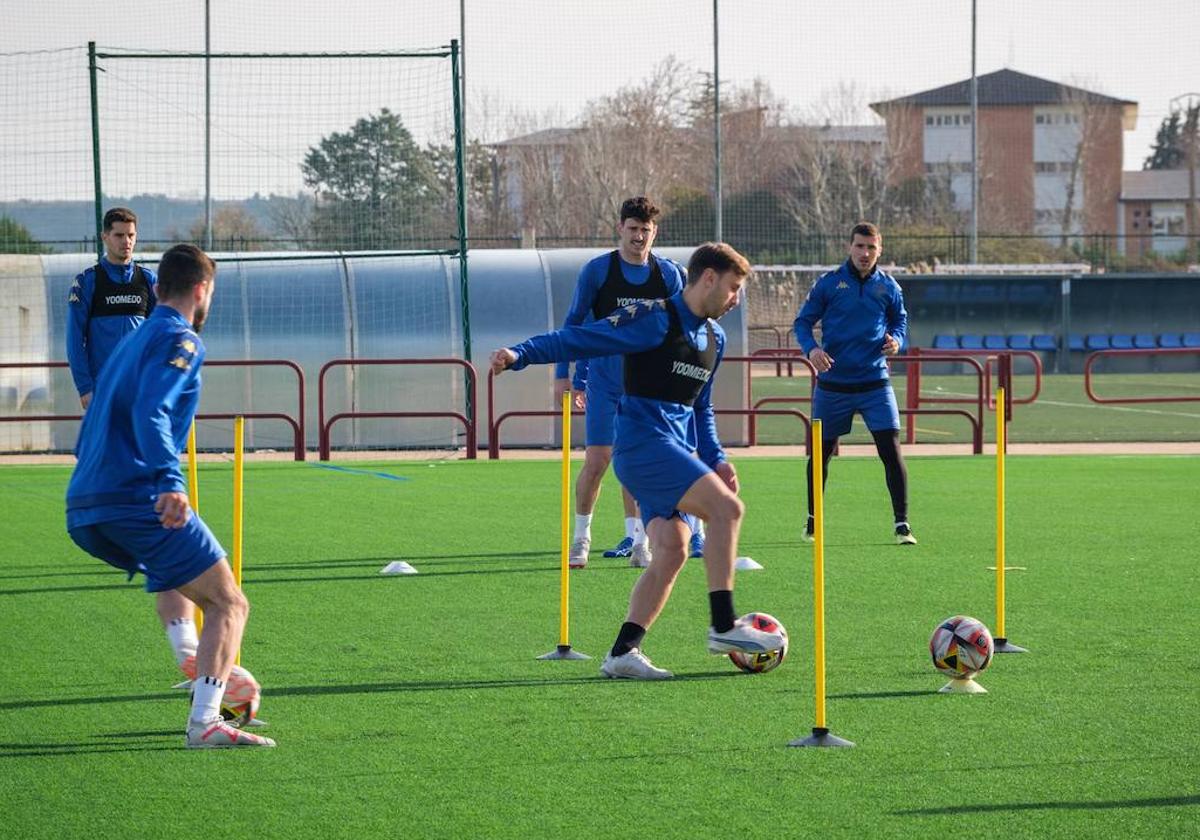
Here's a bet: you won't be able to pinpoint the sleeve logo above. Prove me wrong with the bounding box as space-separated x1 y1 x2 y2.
605 298 666 327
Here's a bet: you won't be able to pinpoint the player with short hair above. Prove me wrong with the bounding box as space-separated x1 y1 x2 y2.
794 221 916 545
554 196 686 569
66 207 157 410
66 243 275 748
492 242 785 680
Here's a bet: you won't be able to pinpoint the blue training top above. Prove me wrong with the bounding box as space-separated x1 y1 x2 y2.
66 305 204 527
555 251 685 394
793 260 908 386
66 257 159 398
514 291 726 468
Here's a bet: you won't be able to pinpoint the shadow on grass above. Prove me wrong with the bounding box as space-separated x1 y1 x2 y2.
827 689 941 700
260 551 560 569
0 730 179 760
894 793 1200 815
0 583 140 597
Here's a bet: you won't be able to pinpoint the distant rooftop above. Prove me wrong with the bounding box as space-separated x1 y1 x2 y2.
870 68 1136 110
1122 169 1200 201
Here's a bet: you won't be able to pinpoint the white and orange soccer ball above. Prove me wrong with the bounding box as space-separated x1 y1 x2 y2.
930 615 994 679
728 612 789 674
220 664 261 727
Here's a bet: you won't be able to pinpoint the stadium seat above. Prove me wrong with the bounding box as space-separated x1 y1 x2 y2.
1109 334 1135 350
983 335 1007 350
959 334 984 350
1133 333 1157 349
1158 333 1183 348
1007 335 1033 350
923 284 951 303
1085 334 1111 350
1068 334 1085 351
1032 334 1058 351
1183 332 1200 348
932 334 958 349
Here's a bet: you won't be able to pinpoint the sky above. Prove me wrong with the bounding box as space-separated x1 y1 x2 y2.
1 0 1194 201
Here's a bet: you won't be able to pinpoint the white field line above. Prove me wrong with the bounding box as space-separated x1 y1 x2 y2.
928 388 1200 420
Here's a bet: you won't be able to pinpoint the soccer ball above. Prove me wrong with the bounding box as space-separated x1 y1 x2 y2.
930 615 994 679
220 664 261 727
728 612 788 674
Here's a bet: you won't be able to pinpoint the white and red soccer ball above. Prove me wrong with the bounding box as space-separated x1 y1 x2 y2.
929 615 994 679
728 612 789 674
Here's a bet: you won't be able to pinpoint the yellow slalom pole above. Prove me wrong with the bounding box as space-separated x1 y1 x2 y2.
233 416 245 665
995 387 1006 641
188 422 203 636
558 393 571 647
812 419 827 730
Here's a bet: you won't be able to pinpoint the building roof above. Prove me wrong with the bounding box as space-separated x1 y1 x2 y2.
490 128 582 147
492 122 885 149
870 68 1136 110
1121 169 1200 201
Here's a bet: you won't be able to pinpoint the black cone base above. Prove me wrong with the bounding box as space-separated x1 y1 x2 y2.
537 644 591 660
788 727 855 748
993 637 1028 654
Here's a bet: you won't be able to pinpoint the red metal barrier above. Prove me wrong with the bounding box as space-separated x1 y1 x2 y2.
0 360 307 460
907 348 1042 406
318 358 477 461
1084 348 1200 403
747 327 791 375
728 352 816 446
895 353 987 453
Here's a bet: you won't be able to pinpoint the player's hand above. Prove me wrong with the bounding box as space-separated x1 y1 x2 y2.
715 461 739 494
80 392 92 410
553 377 571 405
155 491 191 529
882 334 900 356
808 347 834 372
490 348 518 376
572 389 586 410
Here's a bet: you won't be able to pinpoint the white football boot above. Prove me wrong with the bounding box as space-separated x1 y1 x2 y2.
629 541 651 569
600 648 673 680
568 537 591 569
186 718 276 749
707 620 786 655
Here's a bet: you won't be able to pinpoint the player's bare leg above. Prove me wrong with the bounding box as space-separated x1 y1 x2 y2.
569 445 611 567
625 516 690 627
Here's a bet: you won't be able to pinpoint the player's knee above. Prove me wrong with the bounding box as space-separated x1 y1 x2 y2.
711 493 744 524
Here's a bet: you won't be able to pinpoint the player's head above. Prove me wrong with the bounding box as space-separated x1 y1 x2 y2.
101 207 138 265
157 244 216 332
848 221 882 275
686 242 751 319
617 196 660 262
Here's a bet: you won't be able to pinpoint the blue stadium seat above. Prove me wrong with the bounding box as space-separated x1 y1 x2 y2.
1133 333 1157 349
1085 334 1111 350
958 334 984 350
924 284 951 303
1183 332 1200 348
983 335 1007 350
1007 335 1033 350
1158 333 1183 348
1032 334 1058 351
1109 334 1135 350
1068 334 1085 351
932 334 958 349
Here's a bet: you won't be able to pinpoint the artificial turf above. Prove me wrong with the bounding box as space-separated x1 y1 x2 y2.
1 454 1197 838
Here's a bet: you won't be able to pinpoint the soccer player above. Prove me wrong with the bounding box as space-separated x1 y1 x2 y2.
554 196 686 569
66 207 158 410
66 244 275 748
793 221 916 545
492 243 786 680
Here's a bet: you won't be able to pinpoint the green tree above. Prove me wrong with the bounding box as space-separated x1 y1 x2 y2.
301 109 441 249
0 216 50 254
1144 104 1199 170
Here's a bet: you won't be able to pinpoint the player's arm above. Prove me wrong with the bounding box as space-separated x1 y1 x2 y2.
555 266 599 396
794 279 833 372
694 332 736 492
144 265 159 313
65 269 95 406
132 333 203 504
491 305 669 375
883 284 909 356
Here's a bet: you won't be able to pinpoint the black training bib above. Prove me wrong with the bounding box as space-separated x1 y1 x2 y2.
89 263 153 318
624 301 717 406
591 250 670 320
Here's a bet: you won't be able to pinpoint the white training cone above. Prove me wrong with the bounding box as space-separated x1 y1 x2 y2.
735 556 763 571
380 561 418 575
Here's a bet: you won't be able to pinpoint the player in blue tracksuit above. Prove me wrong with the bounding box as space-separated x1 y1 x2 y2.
66 244 274 748
554 196 687 569
66 207 158 409
492 243 785 680
793 221 917 545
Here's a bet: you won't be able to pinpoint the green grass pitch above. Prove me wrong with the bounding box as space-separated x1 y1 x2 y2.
1 454 1198 838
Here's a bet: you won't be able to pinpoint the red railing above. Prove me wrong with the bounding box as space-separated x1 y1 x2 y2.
485 369 582 459
747 326 794 376
1084 348 1200 403
318 358 477 461
906 347 1042 407
0 360 306 460
727 352 816 447
897 353 986 453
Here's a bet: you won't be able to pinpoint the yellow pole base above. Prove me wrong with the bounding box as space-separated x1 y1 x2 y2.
939 677 988 694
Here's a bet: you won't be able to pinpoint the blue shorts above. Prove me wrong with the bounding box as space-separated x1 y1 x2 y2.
584 384 621 447
68 506 225 593
812 382 900 441
613 435 705 533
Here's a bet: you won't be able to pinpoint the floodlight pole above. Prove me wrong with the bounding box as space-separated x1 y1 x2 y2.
969 0 979 265
204 0 213 250
712 0 722 242
88 41 103 257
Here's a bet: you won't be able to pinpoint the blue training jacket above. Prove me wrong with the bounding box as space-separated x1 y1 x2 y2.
66 305 204 527
514 291 725 468
66 257 159 398
554 252 685 394
793 260 908 386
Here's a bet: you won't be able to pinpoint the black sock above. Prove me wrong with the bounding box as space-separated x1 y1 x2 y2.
806 439 838 517
610 622 647 658
709 590 736 633
872 429 909 523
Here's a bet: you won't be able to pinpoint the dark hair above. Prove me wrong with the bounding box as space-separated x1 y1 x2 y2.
157 244 215 300
686 242 751 284
103 207 138 232
619 196 661 225
850 221 881 241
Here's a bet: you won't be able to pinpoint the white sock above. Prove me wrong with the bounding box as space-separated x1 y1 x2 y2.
631 518 647 547
166 618 199 666
695 520 706 537
574 513 592 542
189 675 226 725
624 517 639 540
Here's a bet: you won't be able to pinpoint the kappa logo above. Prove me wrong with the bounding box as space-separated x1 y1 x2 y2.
836 280 849 290
169 356 191 371
605 298 666 327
